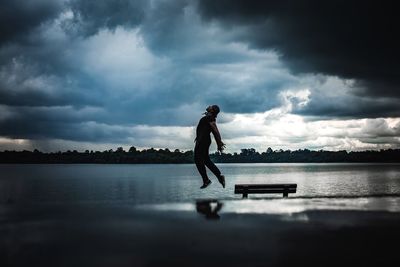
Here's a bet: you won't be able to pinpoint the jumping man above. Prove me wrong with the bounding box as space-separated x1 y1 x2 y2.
194 105 226 189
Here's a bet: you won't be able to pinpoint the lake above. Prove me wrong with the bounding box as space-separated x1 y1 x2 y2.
1 163 400 209
2 163 400 267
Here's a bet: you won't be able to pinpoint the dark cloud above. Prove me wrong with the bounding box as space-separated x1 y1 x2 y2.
357 119 400 145
197 0 400 98
68 0 149 36
0 105 116 142
1 0 399 150
296 96 400 118
361 119 400 138
0 119 127 143
0 0 63 45
287 76 400 118
0 59 102 108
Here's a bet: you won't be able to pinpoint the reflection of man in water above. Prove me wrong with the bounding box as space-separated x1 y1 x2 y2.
195 105 226 189
196 200 223 219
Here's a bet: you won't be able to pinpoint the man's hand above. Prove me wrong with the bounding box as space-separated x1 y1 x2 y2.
210 121 225 152
217 142 226 152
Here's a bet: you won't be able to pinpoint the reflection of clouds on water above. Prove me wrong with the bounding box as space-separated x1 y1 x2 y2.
228 197 400 213
138 203 195 212
138 197 400 216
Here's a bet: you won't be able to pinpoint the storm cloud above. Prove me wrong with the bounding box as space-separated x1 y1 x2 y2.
0 0 399 151
197 0 400 97
0 0 63 45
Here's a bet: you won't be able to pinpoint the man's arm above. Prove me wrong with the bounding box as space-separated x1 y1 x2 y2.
210 121 225 151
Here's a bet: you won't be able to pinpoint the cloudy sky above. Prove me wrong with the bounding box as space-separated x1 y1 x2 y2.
1 0 399 152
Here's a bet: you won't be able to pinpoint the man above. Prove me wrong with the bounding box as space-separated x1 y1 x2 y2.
194 105 226 189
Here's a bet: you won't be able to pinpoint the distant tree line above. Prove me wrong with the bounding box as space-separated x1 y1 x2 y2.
1 147 400 163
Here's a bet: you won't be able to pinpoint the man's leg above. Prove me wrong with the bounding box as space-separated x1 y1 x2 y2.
204 154 221 178
194 147 210 184
204 154 225 188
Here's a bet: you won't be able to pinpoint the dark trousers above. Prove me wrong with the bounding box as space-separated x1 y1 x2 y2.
194 141 221 183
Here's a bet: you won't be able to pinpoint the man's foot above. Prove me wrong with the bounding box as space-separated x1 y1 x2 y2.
218 175 225 188
200 179 212 189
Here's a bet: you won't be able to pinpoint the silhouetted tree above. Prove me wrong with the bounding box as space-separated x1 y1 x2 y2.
1 147 399 164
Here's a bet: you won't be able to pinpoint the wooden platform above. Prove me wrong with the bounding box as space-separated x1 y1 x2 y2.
234 184 297 198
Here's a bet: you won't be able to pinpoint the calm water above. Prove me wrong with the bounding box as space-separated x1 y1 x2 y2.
1 163 400 206
3 163 400 267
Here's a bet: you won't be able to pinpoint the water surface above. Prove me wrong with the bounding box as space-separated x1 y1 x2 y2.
2 163 400 267
1 163 400 208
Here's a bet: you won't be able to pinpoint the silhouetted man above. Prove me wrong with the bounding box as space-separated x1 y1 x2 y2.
195 105 226 189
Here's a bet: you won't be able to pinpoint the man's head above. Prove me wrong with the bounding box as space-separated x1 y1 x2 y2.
206 105 220 116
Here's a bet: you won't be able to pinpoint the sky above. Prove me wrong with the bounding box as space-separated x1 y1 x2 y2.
1 0 399 153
